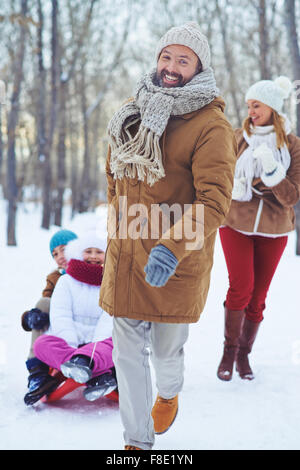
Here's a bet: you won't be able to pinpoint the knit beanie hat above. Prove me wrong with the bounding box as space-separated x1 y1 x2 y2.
155 21 211 70
245 76 293 113
64 230 107 262
49 229 78 256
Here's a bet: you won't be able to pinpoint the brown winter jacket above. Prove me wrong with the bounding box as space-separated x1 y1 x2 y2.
99 97 237 323
224 129 300 234
21 269 62 331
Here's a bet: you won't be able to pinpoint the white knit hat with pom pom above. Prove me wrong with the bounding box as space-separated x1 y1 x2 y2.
245 76 293 113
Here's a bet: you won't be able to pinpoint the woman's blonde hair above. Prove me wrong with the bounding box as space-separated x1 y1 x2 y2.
243 109 288 149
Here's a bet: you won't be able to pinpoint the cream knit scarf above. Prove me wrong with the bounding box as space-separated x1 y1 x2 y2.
107 67 219 186
234 116 292 201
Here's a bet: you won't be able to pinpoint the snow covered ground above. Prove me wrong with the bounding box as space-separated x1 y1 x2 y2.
1 199 300 450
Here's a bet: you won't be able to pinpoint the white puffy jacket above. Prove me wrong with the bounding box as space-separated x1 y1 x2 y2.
46 273 113 348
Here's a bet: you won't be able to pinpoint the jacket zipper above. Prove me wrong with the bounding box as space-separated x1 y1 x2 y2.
128 182 141 313
253 198 264 233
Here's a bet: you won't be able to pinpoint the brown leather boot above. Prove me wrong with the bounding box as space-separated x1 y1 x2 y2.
217 306 245 381
236 317 260 380
151 394 178 434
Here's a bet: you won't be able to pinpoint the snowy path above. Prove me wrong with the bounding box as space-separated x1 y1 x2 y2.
1 202 300 450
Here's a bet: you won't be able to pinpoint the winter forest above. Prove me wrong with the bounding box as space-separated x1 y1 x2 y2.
1 0 300 452
1 0 300 246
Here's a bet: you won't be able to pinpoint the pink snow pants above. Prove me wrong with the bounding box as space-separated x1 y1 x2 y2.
34 335 114 378
219 226 288 323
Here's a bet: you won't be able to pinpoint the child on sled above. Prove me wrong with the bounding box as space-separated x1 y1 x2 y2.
23 229 78 405
31 231 117 405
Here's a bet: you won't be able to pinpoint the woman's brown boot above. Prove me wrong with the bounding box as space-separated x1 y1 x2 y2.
236 318 260 380
217 306 245 381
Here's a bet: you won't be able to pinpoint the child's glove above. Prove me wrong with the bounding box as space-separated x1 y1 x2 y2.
144 245 178 287
253 143 286 187
232 177 247 200
23 308 49 331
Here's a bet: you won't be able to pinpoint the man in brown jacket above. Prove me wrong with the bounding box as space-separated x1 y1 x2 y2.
100 22 236 450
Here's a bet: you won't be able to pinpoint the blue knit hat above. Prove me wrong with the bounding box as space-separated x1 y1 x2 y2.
49 229 78 256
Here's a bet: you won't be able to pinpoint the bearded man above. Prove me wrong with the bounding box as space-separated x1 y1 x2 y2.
100 22 237 450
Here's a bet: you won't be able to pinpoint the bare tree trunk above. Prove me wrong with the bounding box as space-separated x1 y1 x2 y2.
78 57 91 213
76 8 130 213
53 77 67 226
41 0 59 229
85 13 131 120
214 0 243 126
90 103 101 208
36 0 47 208
0 106 3 182
284 0 300 136
70 113 79 218
53 0 98 224
6 0 28 246
258 0 271 79
284 0 300 254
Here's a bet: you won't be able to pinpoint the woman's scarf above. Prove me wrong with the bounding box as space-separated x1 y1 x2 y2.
234 117 292 201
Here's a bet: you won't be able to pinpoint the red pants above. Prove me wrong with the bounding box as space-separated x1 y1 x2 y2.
219 226 288 323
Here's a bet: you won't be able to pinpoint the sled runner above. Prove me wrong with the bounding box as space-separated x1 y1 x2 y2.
41 369 119 403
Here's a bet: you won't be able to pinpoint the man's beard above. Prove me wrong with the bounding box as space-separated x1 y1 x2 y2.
155 69 185 88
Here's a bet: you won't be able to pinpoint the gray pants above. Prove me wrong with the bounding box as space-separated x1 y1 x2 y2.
112 318 189 450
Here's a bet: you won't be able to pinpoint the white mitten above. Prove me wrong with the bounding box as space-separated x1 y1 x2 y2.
232 177 247 200
253 143 286 187
253 143 277 173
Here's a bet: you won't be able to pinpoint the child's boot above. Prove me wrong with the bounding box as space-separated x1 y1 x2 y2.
24 358 59 405
84 368 117 401
61 354 94 383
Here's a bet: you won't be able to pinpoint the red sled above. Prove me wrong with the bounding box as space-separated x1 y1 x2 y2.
41 369 119 404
